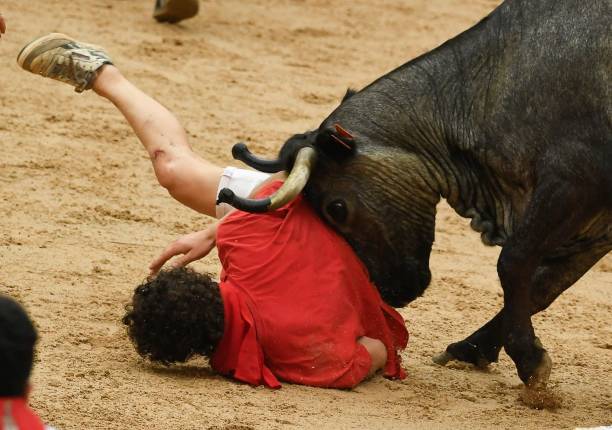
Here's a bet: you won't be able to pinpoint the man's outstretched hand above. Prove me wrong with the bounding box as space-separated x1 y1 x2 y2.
0 14 6 38
149 223 219 275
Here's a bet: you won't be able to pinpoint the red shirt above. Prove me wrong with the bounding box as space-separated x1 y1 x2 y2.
210 181 408 389
0 398 46 430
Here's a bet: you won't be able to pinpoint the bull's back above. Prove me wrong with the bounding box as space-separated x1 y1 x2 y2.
489 0 610 124
477 0 610 184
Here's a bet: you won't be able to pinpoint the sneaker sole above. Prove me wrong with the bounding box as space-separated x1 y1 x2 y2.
17 33 76 71
154 0 199 23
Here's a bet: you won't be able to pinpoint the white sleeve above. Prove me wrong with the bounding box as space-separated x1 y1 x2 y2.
215 167 271 218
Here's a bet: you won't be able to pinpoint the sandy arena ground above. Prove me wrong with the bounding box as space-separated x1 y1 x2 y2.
0 0 610 429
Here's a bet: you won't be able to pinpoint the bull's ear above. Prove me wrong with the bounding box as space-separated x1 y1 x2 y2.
342 88 357 102
334 123 353 140
315 125 355 162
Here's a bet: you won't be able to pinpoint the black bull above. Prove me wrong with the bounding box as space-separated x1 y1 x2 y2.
218 0 611 390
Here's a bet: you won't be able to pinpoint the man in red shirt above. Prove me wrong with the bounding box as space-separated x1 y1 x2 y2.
0 295 57 429
18 34 409 388
125 179 407 388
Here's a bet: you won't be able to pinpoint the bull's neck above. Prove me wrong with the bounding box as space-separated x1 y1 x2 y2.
361 16 509 244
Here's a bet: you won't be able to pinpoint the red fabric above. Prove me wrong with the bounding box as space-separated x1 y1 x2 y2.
0 398 45 430
210 181 408 389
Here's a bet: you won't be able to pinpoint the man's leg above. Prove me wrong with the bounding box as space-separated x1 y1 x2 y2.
18 34 222 217
92 65 223 217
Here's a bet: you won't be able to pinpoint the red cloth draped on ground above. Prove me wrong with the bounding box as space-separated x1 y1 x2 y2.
210 181 408 389
0 398 45 430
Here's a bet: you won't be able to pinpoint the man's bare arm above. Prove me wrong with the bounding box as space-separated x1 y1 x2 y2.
358 336 388 376
149 170 285 273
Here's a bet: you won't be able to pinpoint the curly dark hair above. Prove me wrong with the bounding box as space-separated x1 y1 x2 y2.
122 267 224 365
0 294 37 397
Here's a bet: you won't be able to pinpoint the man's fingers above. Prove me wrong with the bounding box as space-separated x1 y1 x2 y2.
148 258 166 275
169 252 198 269
149 243 185 274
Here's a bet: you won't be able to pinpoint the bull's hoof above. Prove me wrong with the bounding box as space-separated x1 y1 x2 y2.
432 351 454 366
518 350 561 409
431 350 490 369
435 340 496 369
526 349 553 390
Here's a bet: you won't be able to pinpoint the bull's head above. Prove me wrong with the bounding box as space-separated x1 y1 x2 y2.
218 94 437 307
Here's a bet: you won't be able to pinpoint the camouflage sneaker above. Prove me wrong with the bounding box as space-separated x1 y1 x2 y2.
154 0 199 23
17 33 113 93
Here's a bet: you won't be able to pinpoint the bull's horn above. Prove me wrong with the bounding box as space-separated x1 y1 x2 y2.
232 142 284 173
217 146 316 213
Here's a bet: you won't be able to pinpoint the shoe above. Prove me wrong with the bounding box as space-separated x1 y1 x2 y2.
17 33 113 93
154 0 199 23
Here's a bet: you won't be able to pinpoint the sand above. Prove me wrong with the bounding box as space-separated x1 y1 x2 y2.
0 0 610 429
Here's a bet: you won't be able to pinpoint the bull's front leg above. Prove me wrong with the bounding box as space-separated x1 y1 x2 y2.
434 245 609 370
436 172 602 390
498 244 549 388
493 175 599 389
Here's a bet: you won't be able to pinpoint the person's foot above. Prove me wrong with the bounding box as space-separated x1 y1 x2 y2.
154 0 199 23
17 33 113 93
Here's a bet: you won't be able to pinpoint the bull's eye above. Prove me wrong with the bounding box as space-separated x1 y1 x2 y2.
326 200 348 224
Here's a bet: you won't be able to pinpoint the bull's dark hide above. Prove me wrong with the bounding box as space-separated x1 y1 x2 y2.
279 0 611 394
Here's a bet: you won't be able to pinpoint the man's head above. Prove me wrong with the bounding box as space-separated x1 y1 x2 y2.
0 294 37 397
122 267 224 365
